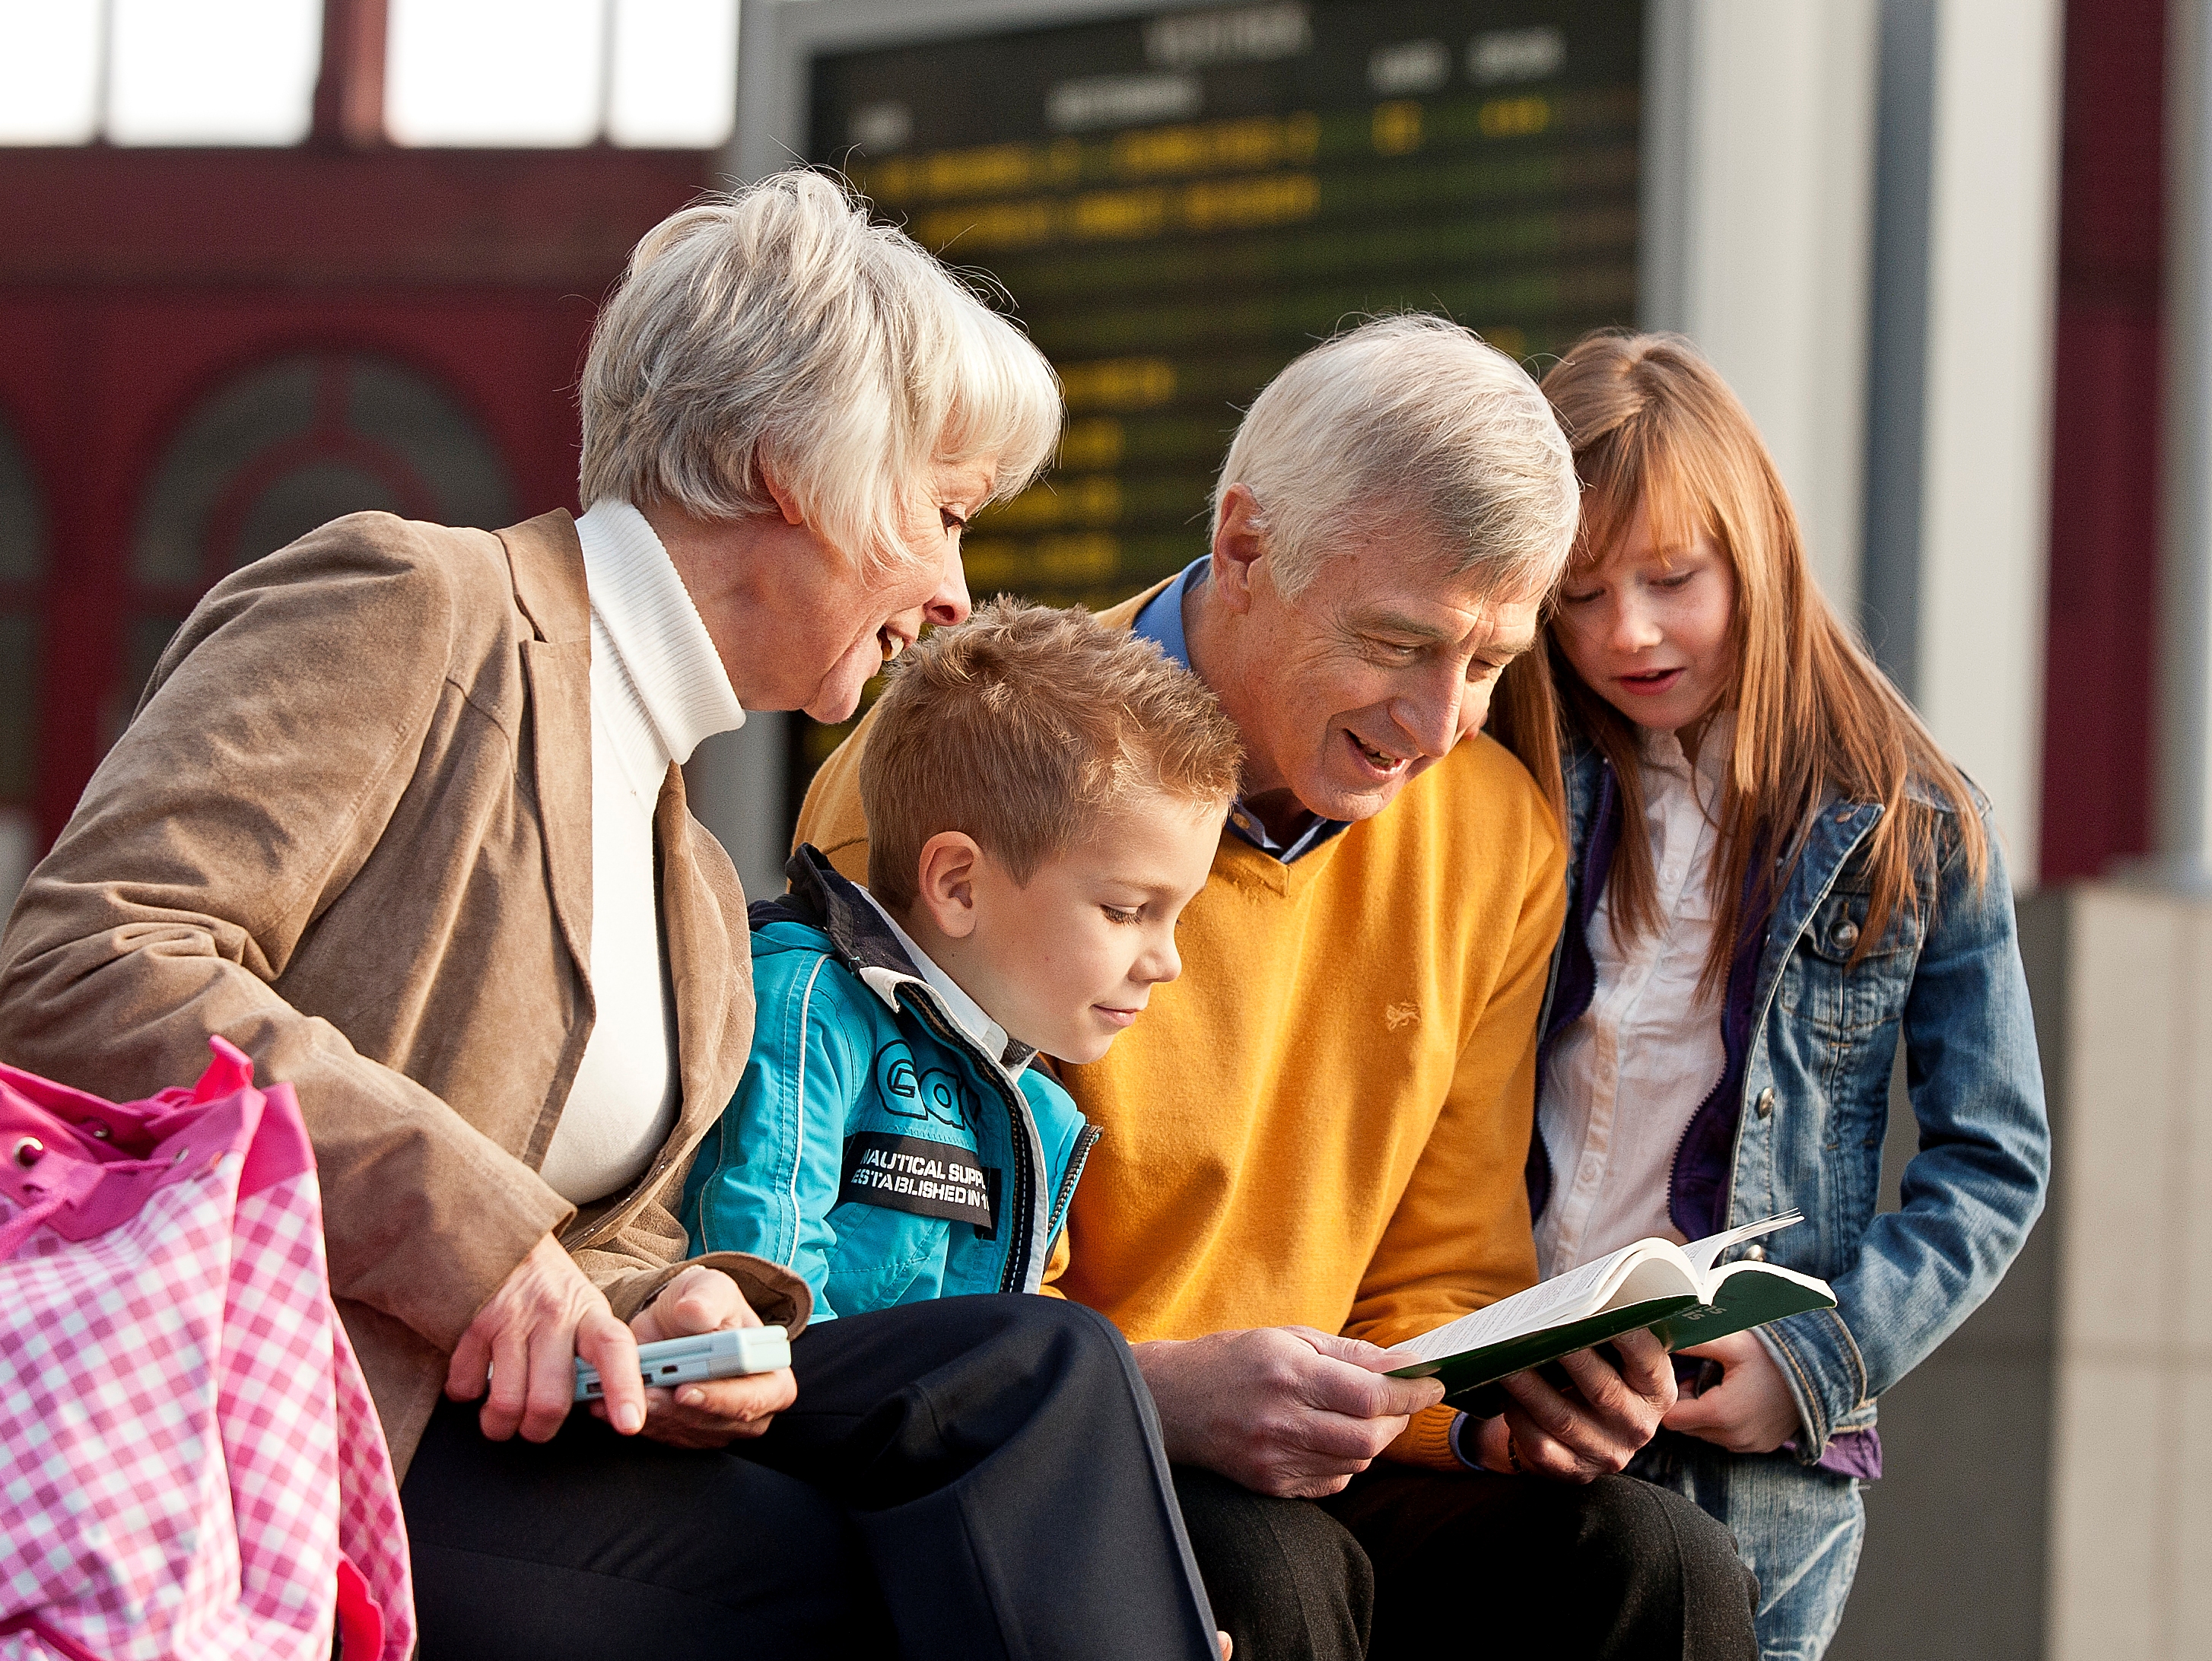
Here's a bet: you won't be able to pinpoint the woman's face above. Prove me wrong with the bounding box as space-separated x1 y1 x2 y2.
785 456 997 723
674 456 997 723
1550 501 1737 736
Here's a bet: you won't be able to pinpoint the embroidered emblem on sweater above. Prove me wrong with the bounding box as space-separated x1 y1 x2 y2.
1385 1002 1421 1031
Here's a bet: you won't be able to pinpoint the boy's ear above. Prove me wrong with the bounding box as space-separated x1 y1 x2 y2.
913 831 984 938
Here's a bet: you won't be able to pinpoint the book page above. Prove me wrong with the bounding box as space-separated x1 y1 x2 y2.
1394 1240 1657 1363
1680 1211 1804 1284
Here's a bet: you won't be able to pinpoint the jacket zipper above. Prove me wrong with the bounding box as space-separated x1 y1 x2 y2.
1047 1123 1101 1247
898 989 1040 1294
1711 805 1882 1231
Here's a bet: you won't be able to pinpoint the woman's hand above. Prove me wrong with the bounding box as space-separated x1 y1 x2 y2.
615 1264 799 1449
447 1233 646 1443
1659 1332 1802 1453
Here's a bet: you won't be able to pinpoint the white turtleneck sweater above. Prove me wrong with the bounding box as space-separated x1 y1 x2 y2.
537 500 746 1205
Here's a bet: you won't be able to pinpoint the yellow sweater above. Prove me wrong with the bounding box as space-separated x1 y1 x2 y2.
795 588 1566 1469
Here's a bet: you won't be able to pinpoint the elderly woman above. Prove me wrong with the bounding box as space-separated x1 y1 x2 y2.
0 173 1220 1660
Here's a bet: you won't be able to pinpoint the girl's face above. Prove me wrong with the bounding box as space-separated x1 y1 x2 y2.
1551 501 1737 735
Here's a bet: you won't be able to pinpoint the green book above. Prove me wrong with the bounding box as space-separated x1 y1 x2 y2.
1384 1213 1834 1409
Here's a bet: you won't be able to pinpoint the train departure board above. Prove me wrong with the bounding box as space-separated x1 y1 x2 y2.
794 0 1642 785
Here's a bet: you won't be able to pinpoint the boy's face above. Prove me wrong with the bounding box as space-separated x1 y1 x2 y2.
935 791 1225 1066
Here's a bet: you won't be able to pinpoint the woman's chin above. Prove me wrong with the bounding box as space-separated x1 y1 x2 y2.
802 684 866 724
801 649 884 723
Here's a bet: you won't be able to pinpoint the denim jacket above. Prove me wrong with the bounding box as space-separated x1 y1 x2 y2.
1531 736 2051 1467
679 846 1098 1320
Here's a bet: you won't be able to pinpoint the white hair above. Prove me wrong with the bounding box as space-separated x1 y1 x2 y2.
580 170 1061 566
1212 313 1577 602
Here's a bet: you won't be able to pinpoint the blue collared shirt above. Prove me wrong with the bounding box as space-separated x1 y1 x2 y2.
1133 557 1348 865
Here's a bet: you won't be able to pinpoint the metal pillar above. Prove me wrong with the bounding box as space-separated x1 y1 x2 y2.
2154 0 2212 889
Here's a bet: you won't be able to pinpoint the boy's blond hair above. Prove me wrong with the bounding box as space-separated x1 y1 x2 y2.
860 599 1242 910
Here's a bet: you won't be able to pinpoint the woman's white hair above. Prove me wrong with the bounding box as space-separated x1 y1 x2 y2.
580 170 1061 566
1213 313 1577 602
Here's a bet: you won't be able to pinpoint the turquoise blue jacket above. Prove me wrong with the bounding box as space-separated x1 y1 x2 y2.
680 846 1098 1320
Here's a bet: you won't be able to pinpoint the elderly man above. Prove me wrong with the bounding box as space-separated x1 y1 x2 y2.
799 315 1759 1659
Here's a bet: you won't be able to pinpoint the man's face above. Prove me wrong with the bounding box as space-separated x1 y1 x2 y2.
1225 531 1543 824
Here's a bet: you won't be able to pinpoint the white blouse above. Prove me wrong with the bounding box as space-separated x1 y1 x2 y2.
537 500 745 1205
1533 713 1735 1278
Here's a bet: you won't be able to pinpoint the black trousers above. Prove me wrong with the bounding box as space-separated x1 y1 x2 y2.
403 1296 1219 1661
1173 1462 1759 1661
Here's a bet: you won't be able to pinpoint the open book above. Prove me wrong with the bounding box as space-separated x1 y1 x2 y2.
1384 1214 1834 1407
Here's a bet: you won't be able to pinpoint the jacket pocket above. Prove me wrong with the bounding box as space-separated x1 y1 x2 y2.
823 1201 948 1316
1779 888 1920 1040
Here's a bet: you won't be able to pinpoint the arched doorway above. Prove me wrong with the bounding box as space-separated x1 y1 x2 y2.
126 348 516 703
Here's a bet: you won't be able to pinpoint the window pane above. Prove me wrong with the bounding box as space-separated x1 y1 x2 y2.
0 414 43 584
135 357 319 587
107 0 320 146
387 0 604 148
0 614 38 802
0 0 100 146
608 0 738 149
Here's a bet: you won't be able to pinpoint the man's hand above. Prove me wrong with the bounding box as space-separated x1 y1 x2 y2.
1134 1326 1446 1499
1659 1332 1800 1453
1469 1327 1677 1482
447 1234 646 1443
615 1263 798 1449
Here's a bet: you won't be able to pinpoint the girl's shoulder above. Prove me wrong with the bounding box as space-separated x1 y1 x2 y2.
1894 767 1990 821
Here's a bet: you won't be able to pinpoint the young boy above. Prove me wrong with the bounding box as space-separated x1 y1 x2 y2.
680 599 1241 1320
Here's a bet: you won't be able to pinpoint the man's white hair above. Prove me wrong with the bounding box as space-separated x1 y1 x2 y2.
580 170 1061 566
1212 314 1577 602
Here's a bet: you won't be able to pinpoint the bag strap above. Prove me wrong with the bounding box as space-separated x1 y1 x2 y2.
0 1611 107 1661
332 1555 385 1660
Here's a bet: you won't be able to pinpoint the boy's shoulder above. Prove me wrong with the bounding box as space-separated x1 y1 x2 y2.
744 858 972 1063
745 905 894 1055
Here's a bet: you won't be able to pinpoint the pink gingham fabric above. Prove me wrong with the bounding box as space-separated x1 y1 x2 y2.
0 1040 412 1661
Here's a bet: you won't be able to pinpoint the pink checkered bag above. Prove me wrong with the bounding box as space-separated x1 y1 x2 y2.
0 1038 413 1661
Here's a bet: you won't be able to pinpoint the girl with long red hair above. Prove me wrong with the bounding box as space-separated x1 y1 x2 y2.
1492 332 2050 1658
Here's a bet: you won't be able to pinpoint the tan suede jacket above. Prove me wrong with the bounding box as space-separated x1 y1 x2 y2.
0 510 807 1474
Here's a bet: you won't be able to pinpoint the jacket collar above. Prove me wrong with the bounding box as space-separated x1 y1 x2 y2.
492 510 748 1249
769 846 1038 1078
497 511 593 1169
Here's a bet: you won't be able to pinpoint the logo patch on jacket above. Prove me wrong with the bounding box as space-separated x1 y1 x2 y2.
840 1132 997 1230
876 1041 976 1132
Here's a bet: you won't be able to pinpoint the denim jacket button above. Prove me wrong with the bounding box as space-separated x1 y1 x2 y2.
1755 1088 1775 1119
1833 918 1860 949
1743 1243 1767 1261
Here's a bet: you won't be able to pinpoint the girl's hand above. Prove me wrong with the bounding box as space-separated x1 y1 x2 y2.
1659 1332 1801 1453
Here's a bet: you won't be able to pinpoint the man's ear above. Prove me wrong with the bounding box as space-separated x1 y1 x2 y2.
1208 484 1270 616
760 464 809 529
913 831 985 939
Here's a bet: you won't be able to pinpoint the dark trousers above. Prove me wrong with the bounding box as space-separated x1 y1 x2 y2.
1173 1462 1759 1661
403 1295 1219 1661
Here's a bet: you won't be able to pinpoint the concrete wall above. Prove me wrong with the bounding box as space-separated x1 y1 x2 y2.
2040 887 2212 1660
1834 884 2212 1661
1642 0 1878 619
1909 0 2063 887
